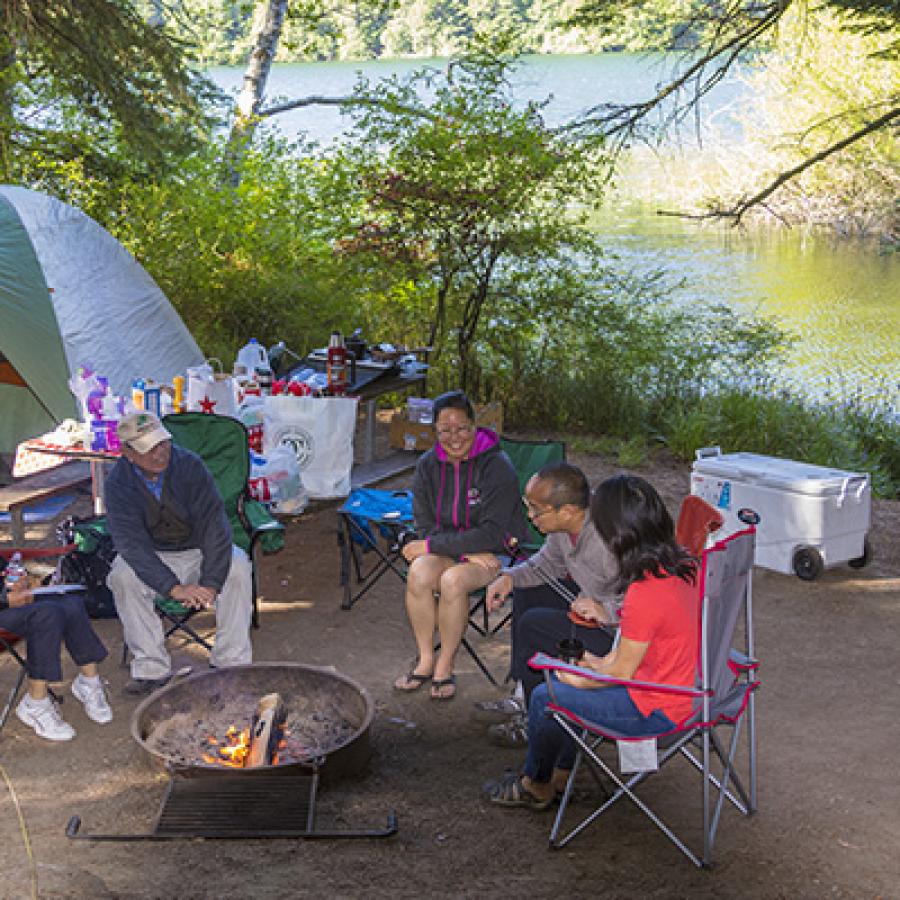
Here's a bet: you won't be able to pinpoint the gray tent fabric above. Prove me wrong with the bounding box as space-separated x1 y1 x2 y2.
0 186 204 454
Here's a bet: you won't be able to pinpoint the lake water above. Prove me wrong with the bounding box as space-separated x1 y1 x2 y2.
208 54 898 411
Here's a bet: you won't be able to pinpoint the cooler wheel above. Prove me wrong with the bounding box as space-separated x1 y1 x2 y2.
792 547 824 581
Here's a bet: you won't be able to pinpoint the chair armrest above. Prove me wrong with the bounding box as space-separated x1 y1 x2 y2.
528 652 707 698
243 498 285 554
728 649 759 673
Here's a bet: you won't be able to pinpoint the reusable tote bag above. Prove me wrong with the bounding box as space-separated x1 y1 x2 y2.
263 395 358 498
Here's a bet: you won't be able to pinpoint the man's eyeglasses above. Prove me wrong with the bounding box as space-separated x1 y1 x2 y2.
522 497 557 519
436 424 474 440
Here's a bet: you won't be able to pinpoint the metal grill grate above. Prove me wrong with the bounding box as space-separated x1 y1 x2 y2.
154 774 317 838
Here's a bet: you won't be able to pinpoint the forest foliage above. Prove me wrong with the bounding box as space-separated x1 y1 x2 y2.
3 1 898 493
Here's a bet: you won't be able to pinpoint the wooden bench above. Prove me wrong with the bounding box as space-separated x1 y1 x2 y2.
0 462 91 545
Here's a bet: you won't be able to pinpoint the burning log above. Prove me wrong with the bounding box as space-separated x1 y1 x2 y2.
246 692 287 768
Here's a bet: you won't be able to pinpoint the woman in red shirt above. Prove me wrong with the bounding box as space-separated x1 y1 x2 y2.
484 474 700 809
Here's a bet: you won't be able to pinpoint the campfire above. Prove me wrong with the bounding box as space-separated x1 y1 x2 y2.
203 693 289 769
135 664 372 778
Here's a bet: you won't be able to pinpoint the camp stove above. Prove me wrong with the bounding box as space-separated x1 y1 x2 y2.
66 664 397 842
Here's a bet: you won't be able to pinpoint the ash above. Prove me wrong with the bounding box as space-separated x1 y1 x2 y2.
145 689 358 768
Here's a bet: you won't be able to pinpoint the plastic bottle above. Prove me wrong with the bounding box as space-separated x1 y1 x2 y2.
255 365 273 396
326 331 348 396
172 375 186 413
4 552 26 586
235 338 268 376
132 378 146 411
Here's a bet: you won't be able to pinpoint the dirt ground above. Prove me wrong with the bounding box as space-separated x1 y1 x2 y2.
0 439 898 899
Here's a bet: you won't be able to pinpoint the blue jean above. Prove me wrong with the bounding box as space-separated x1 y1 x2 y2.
0 594 108 682
523 681 675 783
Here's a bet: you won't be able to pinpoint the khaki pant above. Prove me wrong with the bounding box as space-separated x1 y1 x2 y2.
108 547 252 679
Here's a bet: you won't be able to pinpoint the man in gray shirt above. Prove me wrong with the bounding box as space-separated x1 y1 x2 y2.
474 462 620 746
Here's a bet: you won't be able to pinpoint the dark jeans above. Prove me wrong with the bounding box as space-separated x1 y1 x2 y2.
0 594 108 682
524 682 676 783
511 583 614 703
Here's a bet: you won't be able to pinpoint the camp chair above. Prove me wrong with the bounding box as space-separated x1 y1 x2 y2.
529 524 759 868
337 488 414 611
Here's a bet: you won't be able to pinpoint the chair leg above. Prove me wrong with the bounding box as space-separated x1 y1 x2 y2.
0 666 27 733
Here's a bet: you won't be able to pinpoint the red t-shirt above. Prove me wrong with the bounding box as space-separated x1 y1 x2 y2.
618 571 700 724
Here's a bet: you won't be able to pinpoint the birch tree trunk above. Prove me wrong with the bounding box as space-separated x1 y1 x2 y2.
225 0 288 180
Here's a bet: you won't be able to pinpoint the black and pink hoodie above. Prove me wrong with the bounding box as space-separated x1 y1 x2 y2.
411 428 530 559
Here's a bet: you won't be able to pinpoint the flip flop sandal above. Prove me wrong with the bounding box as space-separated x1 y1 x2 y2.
393 670 431 692
482 773 554 811
429 675 456 701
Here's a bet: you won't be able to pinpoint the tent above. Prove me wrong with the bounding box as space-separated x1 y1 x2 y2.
0 185 204 455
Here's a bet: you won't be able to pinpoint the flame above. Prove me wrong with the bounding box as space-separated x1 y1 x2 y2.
204 725 251 768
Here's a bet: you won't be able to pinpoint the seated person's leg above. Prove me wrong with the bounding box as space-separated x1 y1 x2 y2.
395 554 454 688
3 603 75 740
56 593 108 671
210 546 253 668
432 561 497 696
108 553 171 680
517 608 615 705
509 585 573 688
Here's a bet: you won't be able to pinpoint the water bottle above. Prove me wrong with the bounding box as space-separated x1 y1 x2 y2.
326 331 348 396
4 552 26 586
235 338 268 376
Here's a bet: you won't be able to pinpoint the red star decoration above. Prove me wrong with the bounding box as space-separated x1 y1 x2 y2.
198 395 217 414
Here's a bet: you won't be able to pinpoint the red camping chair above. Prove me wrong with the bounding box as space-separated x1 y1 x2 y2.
529 522 760 868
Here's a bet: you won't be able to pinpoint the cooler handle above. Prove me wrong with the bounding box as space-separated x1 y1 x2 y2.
837 475 868 508
695 446 722 461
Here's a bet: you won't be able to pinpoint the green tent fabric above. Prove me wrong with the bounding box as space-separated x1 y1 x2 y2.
0 185 203 456
0 195 74 449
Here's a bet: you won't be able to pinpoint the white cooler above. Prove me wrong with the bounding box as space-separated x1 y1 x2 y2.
690 447 872 580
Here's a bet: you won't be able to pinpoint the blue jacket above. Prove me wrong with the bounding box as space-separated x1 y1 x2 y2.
412 428 529 559
105 445 232 598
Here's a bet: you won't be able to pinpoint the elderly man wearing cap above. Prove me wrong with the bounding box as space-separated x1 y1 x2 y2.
105 412 253 694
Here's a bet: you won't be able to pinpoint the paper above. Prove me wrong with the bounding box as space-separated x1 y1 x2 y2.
618 738 659 773
32 584 86 596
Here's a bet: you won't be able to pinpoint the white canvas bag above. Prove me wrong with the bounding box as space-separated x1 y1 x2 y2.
186 363 238 418
263 395 358 498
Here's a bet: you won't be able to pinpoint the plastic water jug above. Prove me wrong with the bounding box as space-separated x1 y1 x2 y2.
235 339 268 376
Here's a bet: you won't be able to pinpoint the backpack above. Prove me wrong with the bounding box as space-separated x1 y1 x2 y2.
55 516 118 619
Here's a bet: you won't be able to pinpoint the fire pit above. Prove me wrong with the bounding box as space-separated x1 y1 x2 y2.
66 663 396 842
132 663 374 780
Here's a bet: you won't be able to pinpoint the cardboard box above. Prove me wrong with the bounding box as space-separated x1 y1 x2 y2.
389 412 434 452
389 401 505 452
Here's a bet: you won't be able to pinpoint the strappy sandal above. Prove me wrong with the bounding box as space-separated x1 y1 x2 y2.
482 773 554 811
429 675 456 701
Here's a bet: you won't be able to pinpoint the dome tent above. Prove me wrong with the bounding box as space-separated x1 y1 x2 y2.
0 185 204 455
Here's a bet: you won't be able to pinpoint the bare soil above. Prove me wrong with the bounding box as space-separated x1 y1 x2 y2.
0 440 898 899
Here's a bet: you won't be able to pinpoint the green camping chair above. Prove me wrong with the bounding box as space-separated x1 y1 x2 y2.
441 435 567 685
99 413 284 663
160 412 285 633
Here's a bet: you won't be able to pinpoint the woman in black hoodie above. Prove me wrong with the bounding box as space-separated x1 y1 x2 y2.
394 391 528 700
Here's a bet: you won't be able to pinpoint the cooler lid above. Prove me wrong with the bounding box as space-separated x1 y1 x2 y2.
692 452 868 496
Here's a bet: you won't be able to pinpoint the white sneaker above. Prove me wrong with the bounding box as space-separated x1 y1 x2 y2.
71 675 113 724
16 697 76 741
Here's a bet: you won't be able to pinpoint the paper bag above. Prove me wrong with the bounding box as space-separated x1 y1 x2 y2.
263 395 358 499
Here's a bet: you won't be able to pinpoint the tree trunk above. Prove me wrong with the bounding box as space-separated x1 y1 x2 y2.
224 0 288 181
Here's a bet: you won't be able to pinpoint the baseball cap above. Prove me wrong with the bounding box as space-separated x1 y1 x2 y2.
117 412 171 454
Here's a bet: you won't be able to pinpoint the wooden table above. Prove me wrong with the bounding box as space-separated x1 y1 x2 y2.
21 442 119 516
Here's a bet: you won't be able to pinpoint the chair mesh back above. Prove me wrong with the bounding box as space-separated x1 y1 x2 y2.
699 529 755 706
498 437 566 545
162 413 251 551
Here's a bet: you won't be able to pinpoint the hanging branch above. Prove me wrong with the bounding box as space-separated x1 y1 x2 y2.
656 103 900 225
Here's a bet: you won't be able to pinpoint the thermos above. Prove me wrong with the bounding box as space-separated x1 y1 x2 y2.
326 331 348 396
